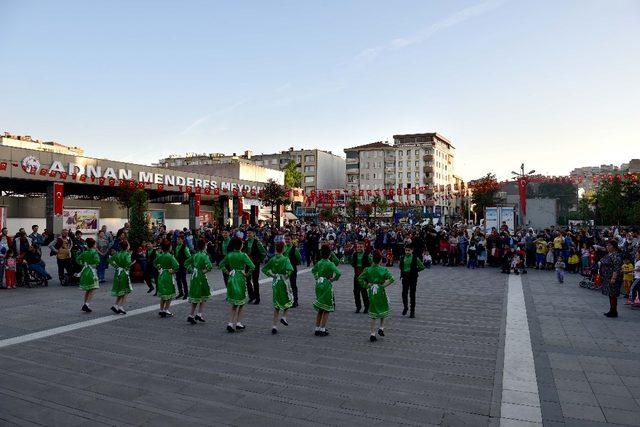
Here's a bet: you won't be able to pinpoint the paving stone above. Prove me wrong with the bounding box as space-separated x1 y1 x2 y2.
560 402 606 422
601 407 640 426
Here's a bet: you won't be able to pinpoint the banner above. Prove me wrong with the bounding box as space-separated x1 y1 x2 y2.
63 208 99 233
53 182 64 216
147 210 165 227
518 178 528 216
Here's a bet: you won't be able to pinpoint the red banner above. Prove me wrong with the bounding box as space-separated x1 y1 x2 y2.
194 193 201 217
518 177 528 216
53 182 64 216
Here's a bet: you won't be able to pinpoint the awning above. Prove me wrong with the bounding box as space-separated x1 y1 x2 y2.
284 211 298 220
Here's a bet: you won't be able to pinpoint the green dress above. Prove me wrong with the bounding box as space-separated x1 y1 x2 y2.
219 250 255 306
185 251 213 303
76 248 100 291
109 250 133 297
312 259 342 312
154 252 180 301
358 265 394 319
262 254 294 310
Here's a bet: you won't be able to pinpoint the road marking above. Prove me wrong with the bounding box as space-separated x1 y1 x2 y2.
0 268 311 349
500 274 542 426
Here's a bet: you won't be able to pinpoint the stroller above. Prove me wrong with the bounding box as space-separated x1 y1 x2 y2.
579 263 601 291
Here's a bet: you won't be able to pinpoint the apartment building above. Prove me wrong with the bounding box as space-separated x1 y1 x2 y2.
345 132 458 219
252 148 345 193
1 132 84 156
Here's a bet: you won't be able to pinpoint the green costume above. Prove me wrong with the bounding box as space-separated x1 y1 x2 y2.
154 252 179 301
329 251 340 266
109 250 132 297
185 251 213 303
262 254 294 310
400 255 426 274
312 259 342 312
76 249 100 291
219 250 255 305
283 244 302 265
358 265 394 319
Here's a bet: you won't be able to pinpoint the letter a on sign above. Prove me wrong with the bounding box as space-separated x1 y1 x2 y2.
54 183 64 216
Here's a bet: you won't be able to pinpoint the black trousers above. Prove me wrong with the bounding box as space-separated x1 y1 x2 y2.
290 270 298 303
176 266 188 295
57 258 73 283
402 277 417 311
222 271 229 287
247 265 260 300
307 245 318 266
353 272 369 310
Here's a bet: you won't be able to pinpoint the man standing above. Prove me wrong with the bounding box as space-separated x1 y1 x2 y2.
28 225 44 247
305 223 320 266
244 227 266 304
175 233 191 300
284 233 302 307
399 244 426 318
351 240 371 313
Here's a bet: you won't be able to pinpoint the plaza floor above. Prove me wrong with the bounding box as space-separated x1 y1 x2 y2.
0 259 638 426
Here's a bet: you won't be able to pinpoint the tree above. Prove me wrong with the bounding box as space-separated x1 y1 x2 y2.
594 178 640 225
346 196 359 220
320 207 337 222
283 160 303 189
128 190 150 251
470 173 500 220
260 179 289 222
370 195 389 219
116 187 137 219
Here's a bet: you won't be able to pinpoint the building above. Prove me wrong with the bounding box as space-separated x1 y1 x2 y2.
344 132 458 221
569 160 640 191
251 148 345 193
1 132 84 156
344 141 395 197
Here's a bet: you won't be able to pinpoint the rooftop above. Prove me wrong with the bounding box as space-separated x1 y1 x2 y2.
393 132 454 149
344 141 393 151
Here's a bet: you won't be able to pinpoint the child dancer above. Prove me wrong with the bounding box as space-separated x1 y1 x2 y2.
185 238 213 324
219 238 255 332
262 241 294 334
399 245 425 318
312 245 342 336
154 239 179 317
4 249 16 289
109 240 133 314
358 251 394 342
76 238 100 313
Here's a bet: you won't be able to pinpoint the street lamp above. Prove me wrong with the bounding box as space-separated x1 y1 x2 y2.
511 163 536 228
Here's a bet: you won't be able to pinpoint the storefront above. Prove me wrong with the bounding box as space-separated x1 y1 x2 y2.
0 146 273 233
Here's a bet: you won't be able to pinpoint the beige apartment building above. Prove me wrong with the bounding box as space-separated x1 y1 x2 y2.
1 132 84 156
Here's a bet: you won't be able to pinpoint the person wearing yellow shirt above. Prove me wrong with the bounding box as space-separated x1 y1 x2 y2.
534 238 548 269
622 257 634 298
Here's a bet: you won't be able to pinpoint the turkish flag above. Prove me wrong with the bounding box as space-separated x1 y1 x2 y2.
238 197 243 215
518 178 528 216
53 183 64 216
194 193 201 216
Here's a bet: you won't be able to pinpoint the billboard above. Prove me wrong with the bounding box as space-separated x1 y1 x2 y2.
485 206 515 233
63 208 99 233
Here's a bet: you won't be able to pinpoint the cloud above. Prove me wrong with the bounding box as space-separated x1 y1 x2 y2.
354 0 508 64
180 100 247 134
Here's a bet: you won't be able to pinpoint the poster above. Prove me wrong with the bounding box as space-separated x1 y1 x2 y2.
0 206 6 230
147 210 165 227
63 208 99 233
485 207 499 232
500 207 515 232
199 211 213 225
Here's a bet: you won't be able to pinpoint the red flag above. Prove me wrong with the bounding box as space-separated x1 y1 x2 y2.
53 183 64 216
194 193 201 216
518 177 528 216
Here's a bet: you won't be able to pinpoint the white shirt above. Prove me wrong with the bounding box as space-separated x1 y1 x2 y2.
634 260 640 280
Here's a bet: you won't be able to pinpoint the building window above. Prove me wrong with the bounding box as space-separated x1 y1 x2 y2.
271 159 277 165
398 151 403 156
415 149 419 156
372 173 377 179
415 172 419 178
415 161 419 168
304 176 314 183
304 165 315 172
406 149 411 156
361 174 365 180
304 155 315 163
406 172 411 179
398 160 403 167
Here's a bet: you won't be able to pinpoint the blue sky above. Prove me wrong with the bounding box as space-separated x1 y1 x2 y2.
1 0 638 180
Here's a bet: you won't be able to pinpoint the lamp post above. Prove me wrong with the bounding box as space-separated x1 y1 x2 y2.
511 163 536 228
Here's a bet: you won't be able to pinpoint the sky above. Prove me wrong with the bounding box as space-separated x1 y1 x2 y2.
1 0 638 181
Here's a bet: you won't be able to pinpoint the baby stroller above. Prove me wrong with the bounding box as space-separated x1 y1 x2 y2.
579 263 601 291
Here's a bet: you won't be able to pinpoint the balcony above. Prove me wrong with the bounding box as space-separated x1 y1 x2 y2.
346 157 359 164
423 154 434 161
424 166 434 173
346 168 359 174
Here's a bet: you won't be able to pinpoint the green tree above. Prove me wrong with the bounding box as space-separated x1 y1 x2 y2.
370 195 389 219
260 179 289 222
320 207 337 222
283 160 303 189
346 196 359 220
128 190 150 251
595 178 640 225
470 173 500 220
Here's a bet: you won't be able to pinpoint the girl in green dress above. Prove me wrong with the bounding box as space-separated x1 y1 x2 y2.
185 238 213 324
108 240 134 315
154 239 180 318
358 250 395 342
219 238 255 332
311 245 342 337
77 238 100 313
262 242 294 334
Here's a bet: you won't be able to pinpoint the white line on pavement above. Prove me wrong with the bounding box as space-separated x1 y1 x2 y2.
0 268 311 349
500 274 543 426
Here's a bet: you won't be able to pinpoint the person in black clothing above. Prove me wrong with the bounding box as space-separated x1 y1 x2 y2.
351 241 370 313
305 223 320 266
243 228 266 304
399 244 426 318
174 234 191 299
